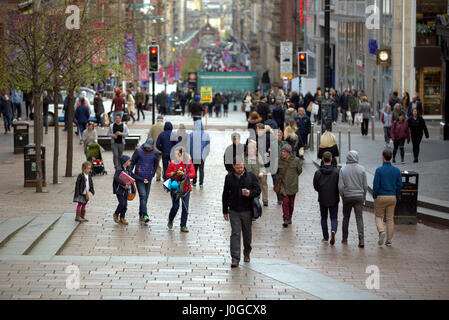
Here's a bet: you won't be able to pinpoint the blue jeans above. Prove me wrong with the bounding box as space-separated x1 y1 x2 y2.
320 205 338 240
3 114 11 132
115 193 128 218
136 179 152 217
78 122 87 140
168 192 190 228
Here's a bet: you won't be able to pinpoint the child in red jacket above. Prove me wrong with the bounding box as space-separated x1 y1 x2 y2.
166 147 196 232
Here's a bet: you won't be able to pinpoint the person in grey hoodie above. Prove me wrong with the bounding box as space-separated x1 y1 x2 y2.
338 150 368 248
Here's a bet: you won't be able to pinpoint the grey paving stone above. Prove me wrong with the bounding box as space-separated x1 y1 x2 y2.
28 213 80 256
0 216 35 246
0 214 61 256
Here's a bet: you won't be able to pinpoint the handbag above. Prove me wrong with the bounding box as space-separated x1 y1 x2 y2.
274 159 291 194
252 197 262 219
311 103 319 115
307 101 313 113
127 181 137 201
346 111 353 121
355 112 363 124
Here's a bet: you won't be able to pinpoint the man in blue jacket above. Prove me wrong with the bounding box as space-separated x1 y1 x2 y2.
75 97 91 144
130 138 159 224
189 120 210 189
156 121 178 180
373 149 403 247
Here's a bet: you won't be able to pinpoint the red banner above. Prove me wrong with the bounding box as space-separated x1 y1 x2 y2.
167 65 175 84
124 63 133 81
92 22 107 65
157 67 164 84
137 54 149 81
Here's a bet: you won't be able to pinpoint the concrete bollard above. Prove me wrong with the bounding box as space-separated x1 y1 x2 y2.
338 131 342 164
310 124 314 152
317 131 321 158
348 130 351 152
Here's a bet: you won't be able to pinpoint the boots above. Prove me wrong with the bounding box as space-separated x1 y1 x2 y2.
75 210 83 222
119 217 129 225
80 209 88 222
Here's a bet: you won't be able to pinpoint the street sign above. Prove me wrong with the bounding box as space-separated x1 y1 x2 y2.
280 74 293 80
376 49 391 66
280 41 293 75
200 87 213 104
107 72 114 78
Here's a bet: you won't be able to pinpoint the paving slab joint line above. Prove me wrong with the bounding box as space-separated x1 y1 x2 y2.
0 216 36 248
23 215 63 255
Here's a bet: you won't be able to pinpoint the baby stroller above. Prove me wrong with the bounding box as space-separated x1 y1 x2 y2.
86 143 107 176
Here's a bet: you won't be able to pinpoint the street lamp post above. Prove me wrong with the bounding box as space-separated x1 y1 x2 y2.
324 0 331 90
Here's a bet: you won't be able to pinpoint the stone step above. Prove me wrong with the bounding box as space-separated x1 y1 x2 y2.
0 216 36 247
0 214 61 256
28 213 80 257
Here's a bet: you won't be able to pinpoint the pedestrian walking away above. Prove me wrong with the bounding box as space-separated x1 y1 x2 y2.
338 151 368 248
108 114 129 170
276 144 303 228
381 105 393 148
190 120 210 188
73 161 95 223
189 95 204 122
156 121 178 181
166 147 196 232
111 90 126 119
407 108 429 163
112 155 135 225
390 111 410 163
373 149 403 247
358 96 371 136
75 96 91 143
222 163 261 268
11 88 23 120
93 93 105 127
313 152 340 245
148 115 165 181
318 131 339 167
130 138 159 224
135 87 146 121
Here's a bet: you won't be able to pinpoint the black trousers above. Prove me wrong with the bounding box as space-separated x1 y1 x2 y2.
137 103 145 120
361 118 369 136
411 134 423 161
193 159 205 186
393 138 406 161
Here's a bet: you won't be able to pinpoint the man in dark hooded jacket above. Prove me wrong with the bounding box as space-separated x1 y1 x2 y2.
156 121 178 180
130 138 159 223
313 151 340 245
189 120 210 188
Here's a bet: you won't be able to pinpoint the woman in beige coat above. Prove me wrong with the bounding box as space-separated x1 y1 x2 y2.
126 89 136 123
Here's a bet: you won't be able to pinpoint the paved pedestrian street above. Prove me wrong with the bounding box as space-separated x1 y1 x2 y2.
0 126 449 300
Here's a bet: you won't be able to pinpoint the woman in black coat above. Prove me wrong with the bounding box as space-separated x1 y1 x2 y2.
407 108 429 163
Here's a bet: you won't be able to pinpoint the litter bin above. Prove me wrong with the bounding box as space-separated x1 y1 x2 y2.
13 121 30 154
24 144 46 188
394 171 418 224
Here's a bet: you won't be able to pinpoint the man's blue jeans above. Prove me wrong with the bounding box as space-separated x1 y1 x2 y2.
136 179 152 217
169 192 190 228
320 205 338 240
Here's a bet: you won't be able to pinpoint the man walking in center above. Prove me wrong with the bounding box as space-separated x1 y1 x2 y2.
130 138 158 224
313 151 340 245
222 162 261 268
373 149 403 247
108 114 129 170
339 150 368 248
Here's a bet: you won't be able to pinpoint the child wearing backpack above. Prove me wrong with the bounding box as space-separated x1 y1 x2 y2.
166 147 196 232
73 161 95 222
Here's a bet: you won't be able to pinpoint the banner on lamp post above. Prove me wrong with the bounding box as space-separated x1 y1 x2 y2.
138 54 149 82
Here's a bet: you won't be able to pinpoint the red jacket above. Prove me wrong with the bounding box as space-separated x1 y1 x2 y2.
166 160 196 193
391 120 410 143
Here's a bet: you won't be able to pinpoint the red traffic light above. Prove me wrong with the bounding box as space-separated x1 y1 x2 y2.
299 54 306 60
151 48 157 55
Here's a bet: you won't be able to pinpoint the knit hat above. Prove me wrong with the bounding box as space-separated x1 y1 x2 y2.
143 138 154 149
281 144 292 153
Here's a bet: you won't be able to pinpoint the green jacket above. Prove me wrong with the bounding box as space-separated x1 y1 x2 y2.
277 155 303 195
348 95 360 112
245 156 264 176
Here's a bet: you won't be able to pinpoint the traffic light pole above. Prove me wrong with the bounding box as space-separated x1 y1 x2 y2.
152 72 156 125
324 0 331 90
